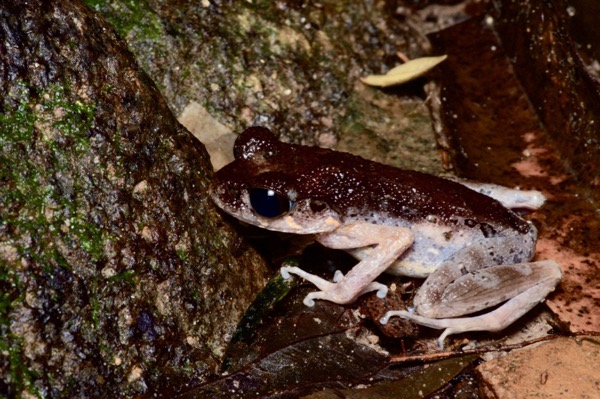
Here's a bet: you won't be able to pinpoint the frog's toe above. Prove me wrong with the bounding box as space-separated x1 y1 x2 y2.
280 266 336 292
375 284 388 298
380 309 411 325
333 270 344 283
303 294 317 307
358 281 388 298
280 267 292 279
437 328 454 349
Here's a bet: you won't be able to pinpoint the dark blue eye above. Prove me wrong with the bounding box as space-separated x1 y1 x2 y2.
249 188 292 218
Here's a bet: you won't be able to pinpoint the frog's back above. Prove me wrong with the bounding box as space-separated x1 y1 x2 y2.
230 127 529 234
290 147 530 235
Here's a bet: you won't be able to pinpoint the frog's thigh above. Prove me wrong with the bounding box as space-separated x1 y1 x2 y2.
284 223 413 306
414 234 537 317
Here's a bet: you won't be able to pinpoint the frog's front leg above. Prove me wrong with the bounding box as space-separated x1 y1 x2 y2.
281 223 414 306
381 235 562 348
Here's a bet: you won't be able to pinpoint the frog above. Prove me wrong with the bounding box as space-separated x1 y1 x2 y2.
209 126 562 347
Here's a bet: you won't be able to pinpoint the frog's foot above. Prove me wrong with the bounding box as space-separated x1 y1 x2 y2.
304 281 388 306
452 179 546 210
281 266 387 306
380 309 458 349
331 269 388 297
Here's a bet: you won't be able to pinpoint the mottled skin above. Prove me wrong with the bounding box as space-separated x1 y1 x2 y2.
210 127 562 347
216 127 528 231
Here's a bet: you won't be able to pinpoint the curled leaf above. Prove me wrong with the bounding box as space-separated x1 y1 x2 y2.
361 55 448 87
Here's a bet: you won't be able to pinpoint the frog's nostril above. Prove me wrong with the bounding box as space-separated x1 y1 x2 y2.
249 187 292 218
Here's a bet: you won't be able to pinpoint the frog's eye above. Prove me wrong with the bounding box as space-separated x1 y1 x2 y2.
249 188 293 218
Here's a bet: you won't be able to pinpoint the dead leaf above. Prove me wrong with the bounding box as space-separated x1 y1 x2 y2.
158 278 478 398
360 55 447 87
304 354 479 399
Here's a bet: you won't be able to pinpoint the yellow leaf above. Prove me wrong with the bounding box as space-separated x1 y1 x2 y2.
360 55 448 87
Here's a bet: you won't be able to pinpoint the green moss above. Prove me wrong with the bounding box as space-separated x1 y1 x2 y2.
90 277 101 329
1 82 108 394
1 82 104 263
84 0 166 78
107 269 136 286
0 336 41 398
85 0 163 44
0 263 40 397
176 249 187 261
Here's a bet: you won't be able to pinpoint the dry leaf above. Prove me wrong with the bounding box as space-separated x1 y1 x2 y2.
361 55 447 87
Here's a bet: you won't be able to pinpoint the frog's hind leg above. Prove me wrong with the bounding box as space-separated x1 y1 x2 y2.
381 232 562 348
382 260 562 348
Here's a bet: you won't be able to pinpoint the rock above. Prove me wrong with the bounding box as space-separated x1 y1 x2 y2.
477 337 600 398
0 1 268 397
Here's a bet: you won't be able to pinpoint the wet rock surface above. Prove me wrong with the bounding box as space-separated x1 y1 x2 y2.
0 1 268 397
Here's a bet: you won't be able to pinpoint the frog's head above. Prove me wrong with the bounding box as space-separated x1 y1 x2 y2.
209 127 342 234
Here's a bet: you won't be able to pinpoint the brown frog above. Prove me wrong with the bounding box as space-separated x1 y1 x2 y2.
209 126 562 347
